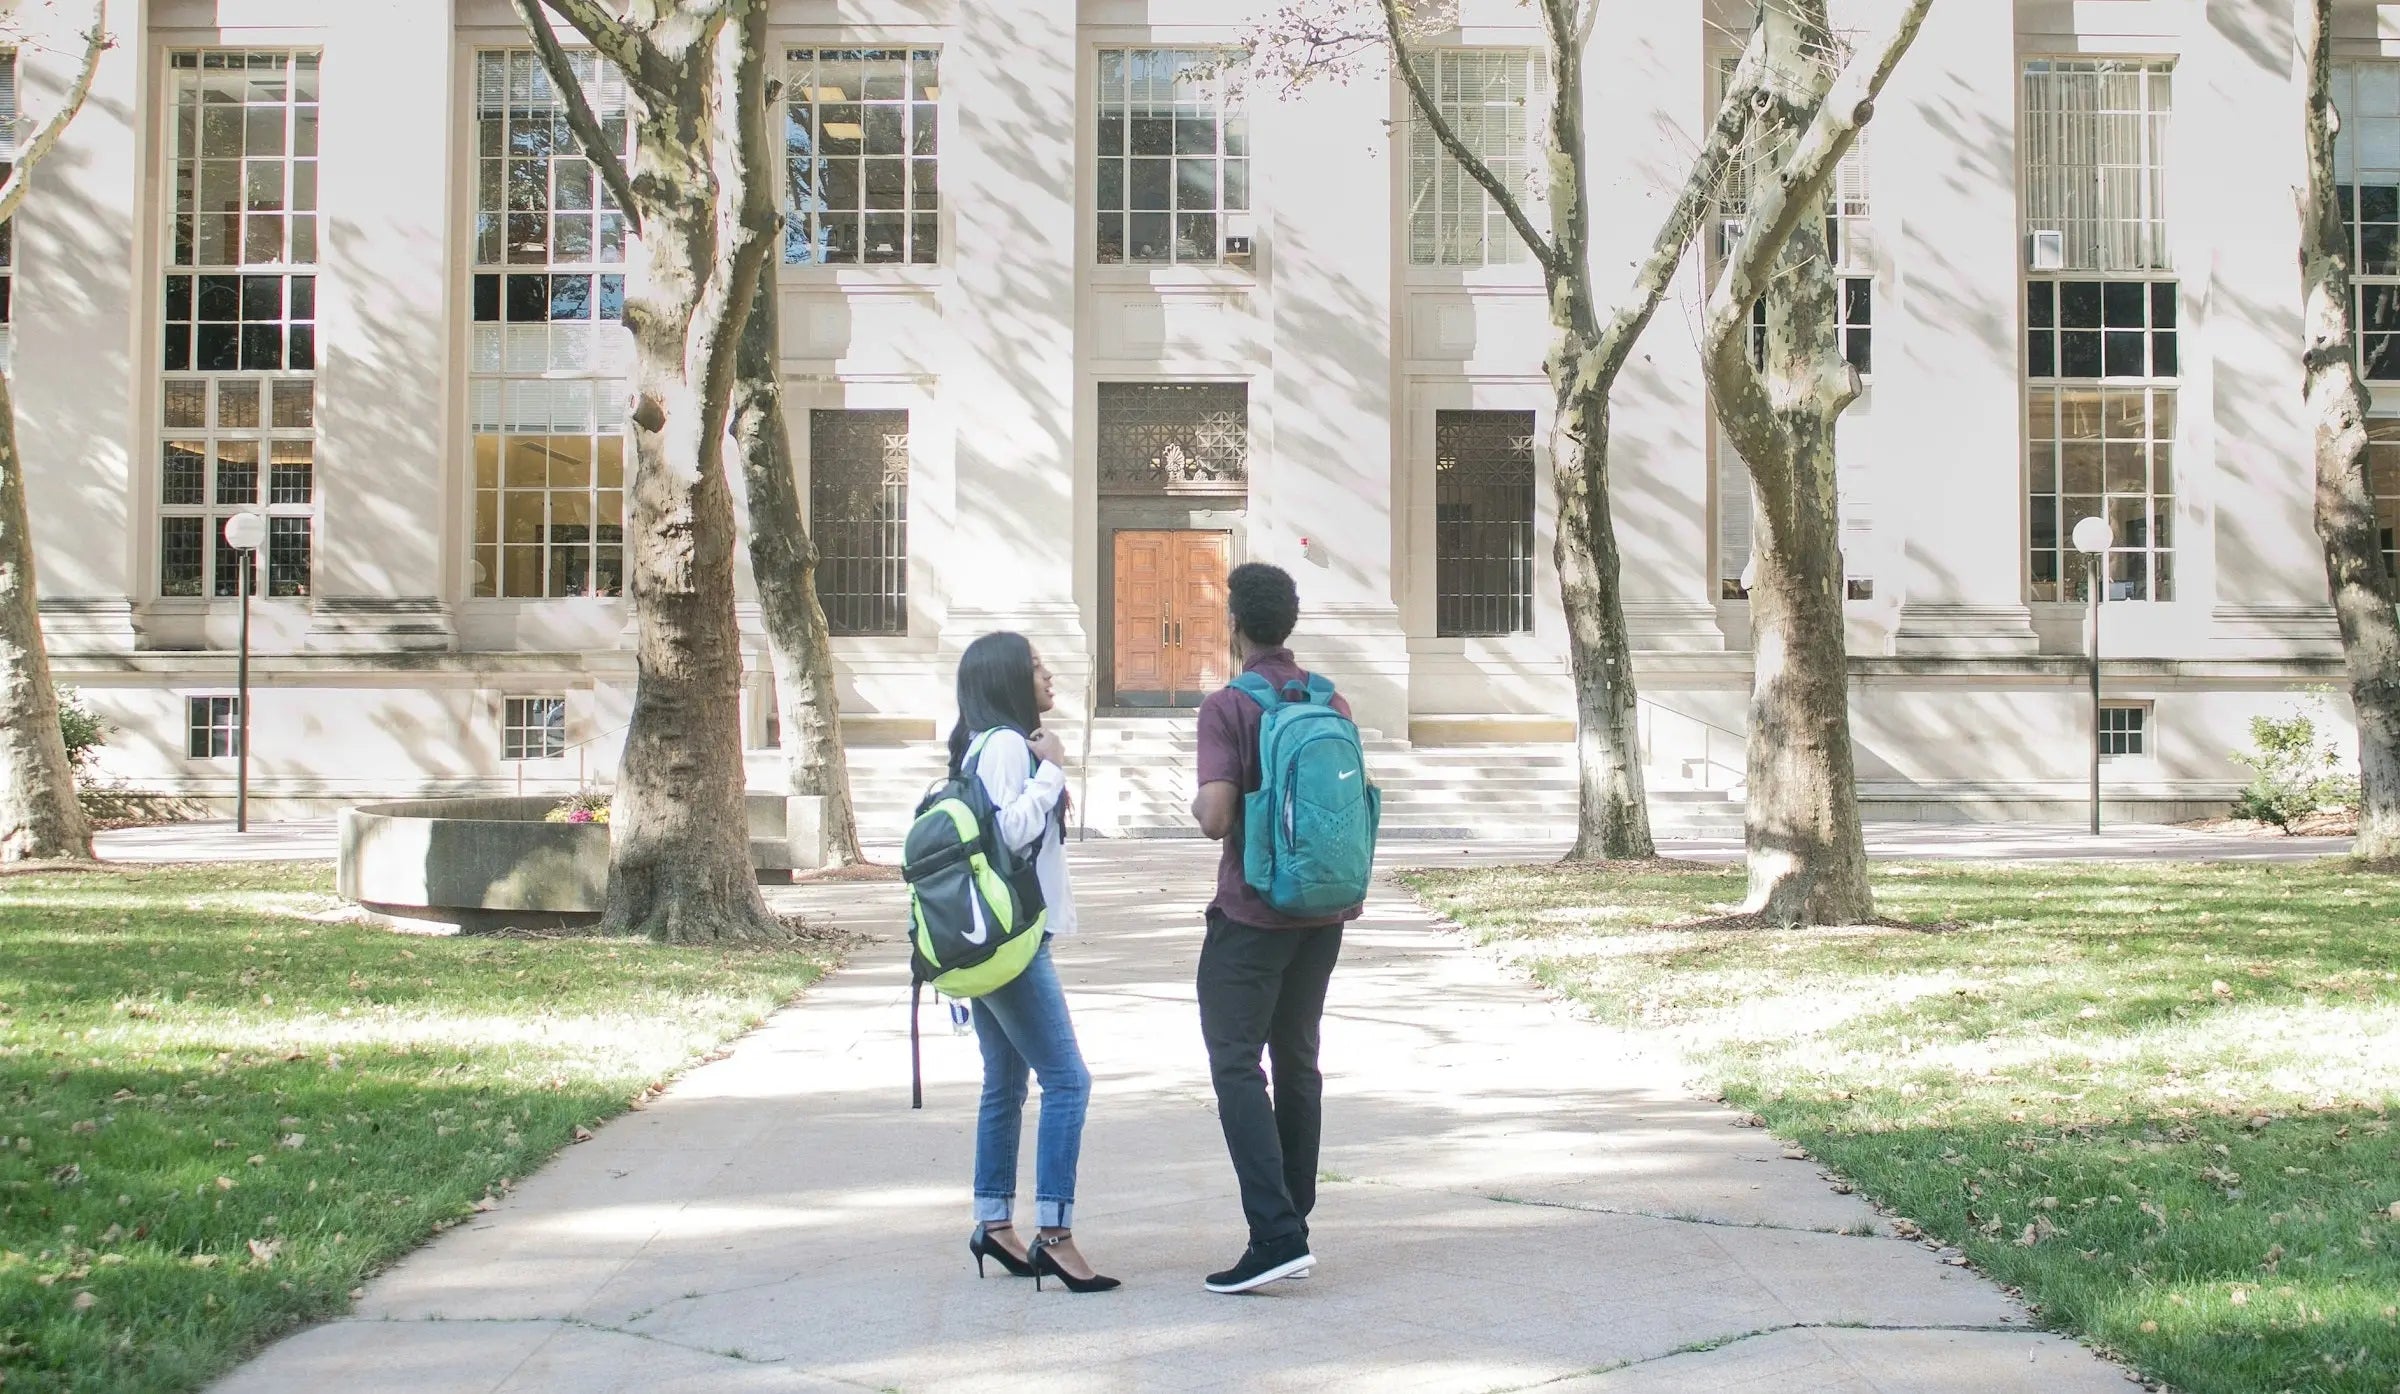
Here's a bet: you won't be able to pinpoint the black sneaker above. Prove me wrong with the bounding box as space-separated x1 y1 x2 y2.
1205 1236 1316 1294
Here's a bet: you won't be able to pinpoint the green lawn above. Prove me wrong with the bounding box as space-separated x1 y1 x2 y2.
1400 857 2400 1394
0 863 839 1394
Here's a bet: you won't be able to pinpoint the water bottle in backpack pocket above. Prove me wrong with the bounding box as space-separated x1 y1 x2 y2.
899 729 1047 1105
1232 672 1380 917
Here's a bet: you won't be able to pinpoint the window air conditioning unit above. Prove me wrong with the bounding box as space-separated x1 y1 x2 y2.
1223 213 1255 266
2028 229 2065 271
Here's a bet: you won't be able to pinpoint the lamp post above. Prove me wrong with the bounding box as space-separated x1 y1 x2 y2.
223 511 266 833
2071 515 2113 836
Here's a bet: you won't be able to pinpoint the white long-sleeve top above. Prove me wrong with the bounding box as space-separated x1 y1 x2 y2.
969 728 1076 938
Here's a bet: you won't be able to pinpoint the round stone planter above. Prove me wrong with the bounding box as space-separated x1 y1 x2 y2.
338 794 827 933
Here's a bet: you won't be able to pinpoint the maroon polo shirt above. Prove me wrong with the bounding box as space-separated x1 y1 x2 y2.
1195 647 1363 931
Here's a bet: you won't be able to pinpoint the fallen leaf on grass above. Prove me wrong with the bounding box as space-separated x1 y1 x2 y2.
214 1176 234 1191
571 1126 594 1143
246 1238 281 1266
279 1134 304 1150
188 1254 220 1268
70 1292 95 1312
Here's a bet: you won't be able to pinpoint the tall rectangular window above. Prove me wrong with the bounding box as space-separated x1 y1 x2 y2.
785 48 939 266
2025 58 2175 603
2023 59 2172 273
809 409 908 636
502 695 566 760
1407 51 1542 267
2332 64 2400 390
2368 423 2400 579
1434 411 1535 636
469 49 630 599
160 52 319 599
1095 49 1246 266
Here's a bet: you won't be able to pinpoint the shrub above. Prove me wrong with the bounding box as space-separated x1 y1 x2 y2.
545 790 612 825
56 687 106 770
2230 698 2360 831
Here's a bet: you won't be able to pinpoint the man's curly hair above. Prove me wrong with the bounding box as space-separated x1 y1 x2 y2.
1227 562 1298 647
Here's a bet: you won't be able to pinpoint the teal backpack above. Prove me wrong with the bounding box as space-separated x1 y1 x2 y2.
901 729 1048 1107
1232 672 1380 917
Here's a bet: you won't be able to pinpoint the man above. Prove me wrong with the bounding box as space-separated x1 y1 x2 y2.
1189 561 1363 1294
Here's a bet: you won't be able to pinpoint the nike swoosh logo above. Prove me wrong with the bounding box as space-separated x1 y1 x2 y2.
1337 770 1357 780
962 896 990 946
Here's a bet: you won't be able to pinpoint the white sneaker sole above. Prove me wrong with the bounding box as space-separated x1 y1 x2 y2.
1205 1252 1316 1293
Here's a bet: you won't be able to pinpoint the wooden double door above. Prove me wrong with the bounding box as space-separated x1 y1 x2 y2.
1111 529 1231 708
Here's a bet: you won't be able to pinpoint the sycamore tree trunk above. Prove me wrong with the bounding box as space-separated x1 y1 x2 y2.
728 219 863 865
0 3 109 863
2299 0 2400 861
525 0 784 942
1550 374 1652 859
0 371 92 861
1727 212 1871 924
1700 0 1932 924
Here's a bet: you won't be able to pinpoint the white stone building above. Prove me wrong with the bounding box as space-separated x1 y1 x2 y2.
8 0 2397 835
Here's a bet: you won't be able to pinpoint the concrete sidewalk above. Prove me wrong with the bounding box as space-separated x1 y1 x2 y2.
210 842 2137 1394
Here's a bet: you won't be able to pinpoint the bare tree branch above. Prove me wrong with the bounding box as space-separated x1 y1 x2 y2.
536 0 638 64
1702 0 1931 431
1588 20 1769 378
510 0 644 237
686 0 775 457
0 1 111 228
1381 0 1555 274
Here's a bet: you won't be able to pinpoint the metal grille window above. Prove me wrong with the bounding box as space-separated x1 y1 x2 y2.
502 695 566 760
186 695 241 759
161 52 318 601
1096 49 1247 266
785 48 938 266
1407 51 1542 267
2099 704 2147 758
2366 422 2400 578
2332 64 2400 382
1434 411 1535 636
2023 59 2172 273
809 409 909 636
469 50 631 599
1097 383 1248 493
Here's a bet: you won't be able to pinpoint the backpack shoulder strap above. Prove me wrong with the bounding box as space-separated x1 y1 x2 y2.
1301 673 1338 708
1229 672 1278 712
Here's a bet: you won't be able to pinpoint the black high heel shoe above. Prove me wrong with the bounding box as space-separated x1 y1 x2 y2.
1029 1233 1121 1293
968 1225 1036 1278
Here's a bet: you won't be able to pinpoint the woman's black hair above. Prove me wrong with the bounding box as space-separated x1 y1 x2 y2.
948 630 1040 775
1226 562 1299 647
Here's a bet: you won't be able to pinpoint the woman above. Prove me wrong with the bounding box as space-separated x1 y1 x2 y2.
949 632 1118 1294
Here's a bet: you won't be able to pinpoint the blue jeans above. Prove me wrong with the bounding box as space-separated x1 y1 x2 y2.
970 941 1090 1231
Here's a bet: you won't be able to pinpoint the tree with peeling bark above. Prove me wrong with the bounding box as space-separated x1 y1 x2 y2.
2296 0 2400 862
510 0 787 942
0 2 110 863
728 205 864 866
1250 1 1788 862
1699 0 1930 925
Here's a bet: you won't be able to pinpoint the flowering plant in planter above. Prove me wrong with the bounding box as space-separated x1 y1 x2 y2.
544 791 612 825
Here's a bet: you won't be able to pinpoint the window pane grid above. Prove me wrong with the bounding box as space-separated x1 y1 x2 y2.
809 409 909 636
1434 411 1536 637
2025 384 2176 603
786 48 939 266
161 51 319 601
472 48 633 599
1096 48 1244 266
186 695 241 759
2099 705 2147 757
502 695 567 760
2023 58 2173 273
2366 422 2400 579
1408 50 1544 267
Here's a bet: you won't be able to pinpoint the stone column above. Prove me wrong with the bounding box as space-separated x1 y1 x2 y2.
17 0 149 654
937 0 1088 711
1261 54 1407 735
1583 3 1721 653
1883 0 2040 655
2190 2 2338 657
308 0 456 651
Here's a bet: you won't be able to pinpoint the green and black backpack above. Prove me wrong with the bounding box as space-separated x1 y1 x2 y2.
901 728 1048 1106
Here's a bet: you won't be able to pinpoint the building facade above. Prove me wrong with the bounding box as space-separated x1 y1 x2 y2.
9 0 2396 833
